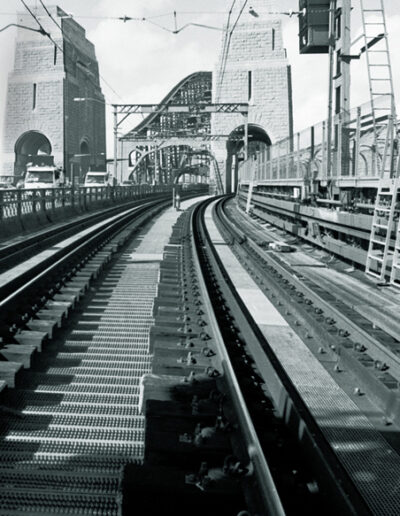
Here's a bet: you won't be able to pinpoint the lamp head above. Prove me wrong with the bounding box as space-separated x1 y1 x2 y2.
249 7 259 17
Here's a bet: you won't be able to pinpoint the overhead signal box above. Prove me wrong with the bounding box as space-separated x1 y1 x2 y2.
299 0 330 54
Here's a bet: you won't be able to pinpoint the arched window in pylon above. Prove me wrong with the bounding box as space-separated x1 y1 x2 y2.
80 138 90 156
226 123 272 192
14 130 52 176
79 138 91 176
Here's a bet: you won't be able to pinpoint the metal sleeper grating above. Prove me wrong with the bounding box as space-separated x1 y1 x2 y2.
5 428 145 442
21 406 142 417
25 373 142 384
0 441 145 455
28 384 141 395
1 419 144 433
45 366 149 376
0 220 177 514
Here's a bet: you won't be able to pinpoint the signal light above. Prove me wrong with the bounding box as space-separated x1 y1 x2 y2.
299 0 330 54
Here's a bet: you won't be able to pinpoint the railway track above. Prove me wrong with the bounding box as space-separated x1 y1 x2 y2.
204 196 400 514
0 192 206 515
0 191 398 515
220 197 400 423
0 189 171 272
192 198 376 515
126 198 375 515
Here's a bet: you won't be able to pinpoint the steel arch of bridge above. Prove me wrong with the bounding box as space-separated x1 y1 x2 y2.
116 71 248 191
128 143 221 186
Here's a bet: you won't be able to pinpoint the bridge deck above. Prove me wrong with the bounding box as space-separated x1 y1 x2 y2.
205 200 400 516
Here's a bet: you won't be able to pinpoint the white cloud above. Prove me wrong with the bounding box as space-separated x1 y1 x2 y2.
2 0 400 170
88 1 224 152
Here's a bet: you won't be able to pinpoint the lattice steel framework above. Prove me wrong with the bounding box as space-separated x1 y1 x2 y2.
118 72 248 188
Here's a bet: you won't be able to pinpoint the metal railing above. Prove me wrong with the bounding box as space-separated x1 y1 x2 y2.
240 96 391 183
0 184 169 223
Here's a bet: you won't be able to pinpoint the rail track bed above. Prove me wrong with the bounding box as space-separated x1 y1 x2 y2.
211 196 400 514
0 189 171 273
223 198 400 418
125 198 378 515
0 194 201 515
0 192 399 515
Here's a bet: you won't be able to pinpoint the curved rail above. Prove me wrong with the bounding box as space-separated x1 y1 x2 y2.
0 196 171 341
191 197 285 515
191 196 372 515
0 192 170 272
220 196 400 406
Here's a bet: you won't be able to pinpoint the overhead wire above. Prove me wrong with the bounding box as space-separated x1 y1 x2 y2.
0 9 304 20
230 0 249 35
37 0 123 101
216 0 249 103
215 0 237 103
17 1 294 105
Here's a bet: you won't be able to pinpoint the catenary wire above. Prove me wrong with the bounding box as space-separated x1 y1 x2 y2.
19 0 123 102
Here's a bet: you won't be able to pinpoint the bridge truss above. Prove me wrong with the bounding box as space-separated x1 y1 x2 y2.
114 72 248 193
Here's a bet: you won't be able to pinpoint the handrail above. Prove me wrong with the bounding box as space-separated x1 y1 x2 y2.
0 184 169 223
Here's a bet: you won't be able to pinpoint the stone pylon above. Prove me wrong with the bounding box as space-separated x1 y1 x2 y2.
2 5 105 182
212 0 293 193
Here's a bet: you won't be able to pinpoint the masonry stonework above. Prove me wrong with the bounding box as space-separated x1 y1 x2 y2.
2 6 105 180
212 0 293 192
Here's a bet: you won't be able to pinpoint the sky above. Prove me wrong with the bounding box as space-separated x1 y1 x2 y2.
0 0 400 164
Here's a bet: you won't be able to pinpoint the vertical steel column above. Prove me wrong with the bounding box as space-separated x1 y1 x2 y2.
340 0 352 176
326 0 337 180
354 107 361 176
113 105 118 182
120 140 124 184
322 121 326 180
154 146 160 184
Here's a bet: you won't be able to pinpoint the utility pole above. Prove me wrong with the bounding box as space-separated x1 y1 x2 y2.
326 0 336 180
113 104 118 182
327 0 352 180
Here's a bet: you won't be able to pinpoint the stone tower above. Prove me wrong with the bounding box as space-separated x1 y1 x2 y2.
212 0 293 192
2 5 106 181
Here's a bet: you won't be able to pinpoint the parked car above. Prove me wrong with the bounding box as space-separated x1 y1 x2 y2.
84 171 114 187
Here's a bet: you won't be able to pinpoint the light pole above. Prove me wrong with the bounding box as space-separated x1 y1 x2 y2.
113 104 118 184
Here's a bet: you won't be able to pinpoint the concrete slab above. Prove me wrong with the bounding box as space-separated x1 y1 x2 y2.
27 319 56 339
130 254 164 262
14 330 46 352
236 288 288 326
0 361 23 388
0 344 36 369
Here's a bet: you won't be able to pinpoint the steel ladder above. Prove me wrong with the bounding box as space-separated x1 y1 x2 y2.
362 0 399 283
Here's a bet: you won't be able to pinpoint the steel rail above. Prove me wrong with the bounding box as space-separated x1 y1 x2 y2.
204 197 372 515
0 189 207 334
220 197 400 378
0 200 151 300
190 197 286 516
0 197 173 339
0 194 169 272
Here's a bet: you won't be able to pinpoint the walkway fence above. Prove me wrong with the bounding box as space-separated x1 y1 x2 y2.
0 184 171 237
239 96 389 184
